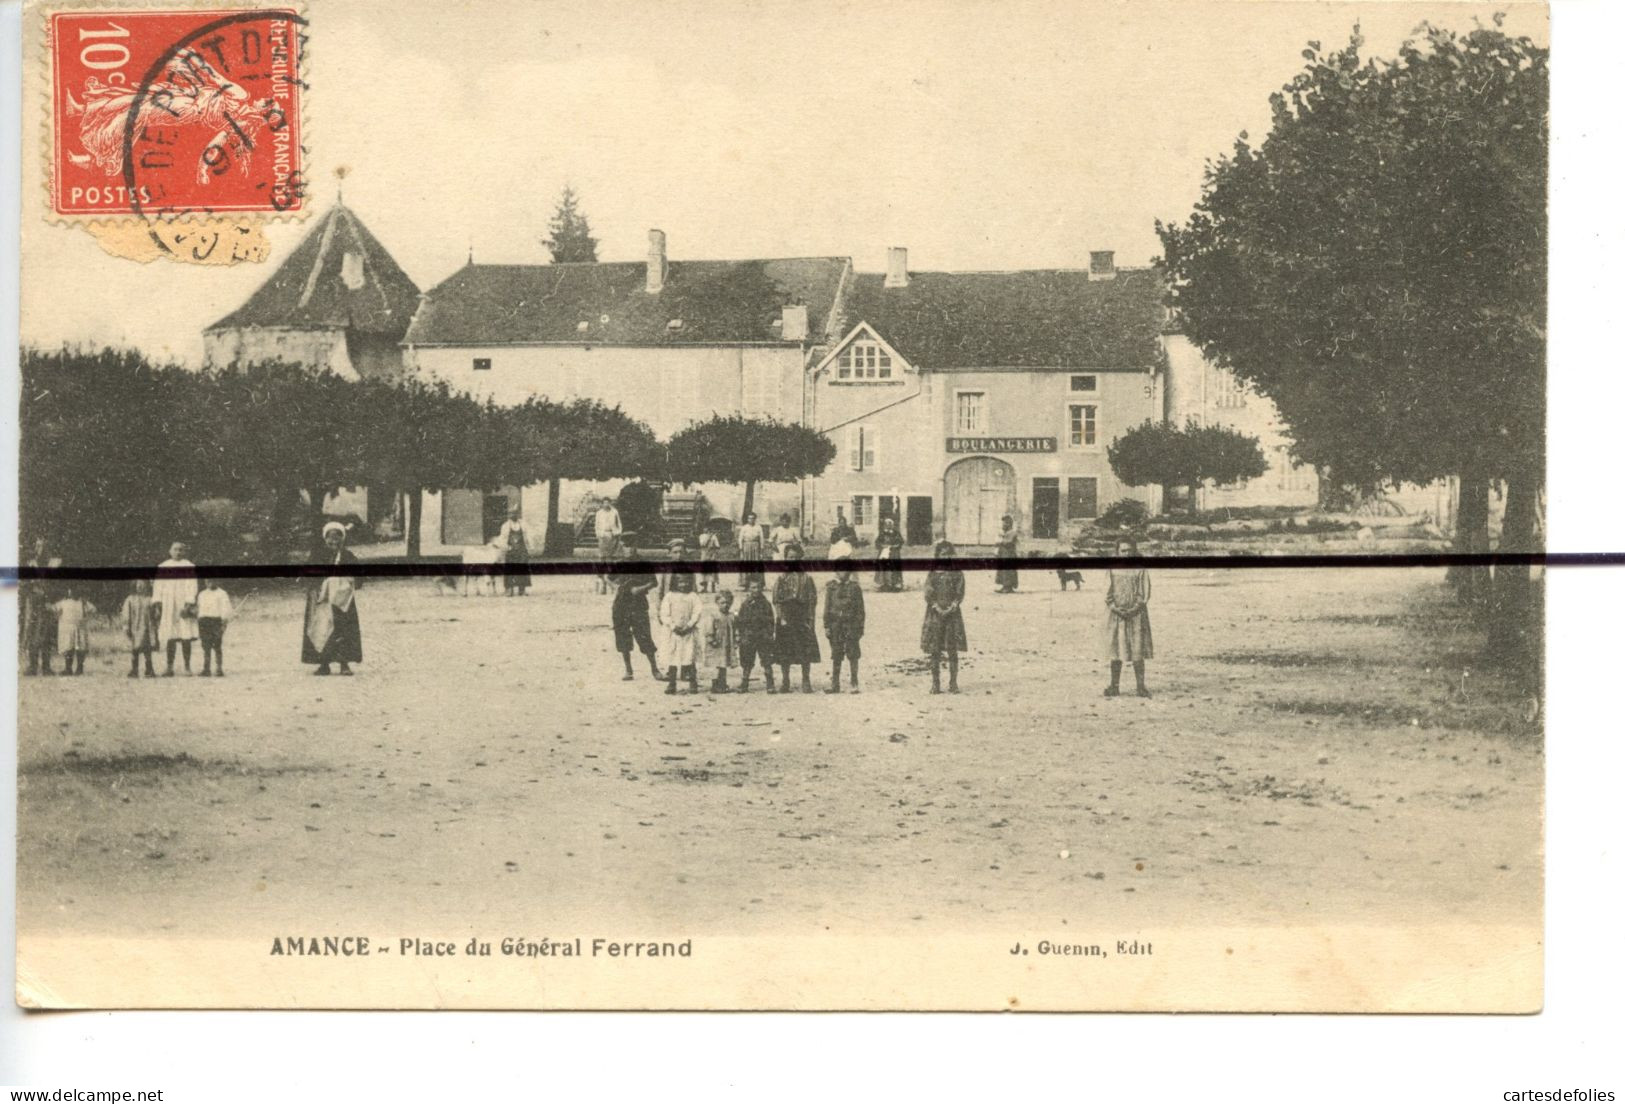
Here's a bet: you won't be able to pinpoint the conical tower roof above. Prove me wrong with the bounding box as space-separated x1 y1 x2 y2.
206 202 420 339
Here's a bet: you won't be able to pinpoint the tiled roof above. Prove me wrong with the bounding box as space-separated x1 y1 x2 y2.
404 257 849 347
206 203 421 339
837 267 1167 371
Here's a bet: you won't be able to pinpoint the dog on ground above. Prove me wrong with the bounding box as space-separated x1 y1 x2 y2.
1056 569 1083 591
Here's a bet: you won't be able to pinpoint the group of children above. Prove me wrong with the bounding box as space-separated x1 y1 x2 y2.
606 536 1155 698
24 577 235 679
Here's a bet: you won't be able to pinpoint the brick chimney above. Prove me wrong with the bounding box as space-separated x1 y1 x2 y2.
1089 250 1116 281
781 303 809 341
646 229 667 294
885 246 909 289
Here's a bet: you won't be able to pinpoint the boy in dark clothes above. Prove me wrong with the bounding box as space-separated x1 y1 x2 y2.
823 561 865 693
611 560 662 681
733 579 776 693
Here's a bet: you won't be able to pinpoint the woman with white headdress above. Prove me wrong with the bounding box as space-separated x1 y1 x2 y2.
302 521 364 676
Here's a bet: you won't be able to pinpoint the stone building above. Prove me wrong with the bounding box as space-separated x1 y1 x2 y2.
403 230 848 547
203 201 421 529
804 249 1168 546
205 201 420 382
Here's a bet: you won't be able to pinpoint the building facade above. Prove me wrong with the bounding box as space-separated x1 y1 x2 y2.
1162 331 1320 510
203 201 420 528
403 231 848 547
805 250 1167 547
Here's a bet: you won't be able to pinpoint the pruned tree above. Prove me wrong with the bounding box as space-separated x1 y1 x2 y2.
1108 419 1267 513
542 185 599 264
1156 18 1546 637
666 415 837 522
20 346 242 567
506 397 662 534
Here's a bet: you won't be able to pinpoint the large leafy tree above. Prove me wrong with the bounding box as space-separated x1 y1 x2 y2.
666 415 837 522
20 347 240 566
541 185 599 263
1157 18 1546 620
506 397 663 535
1108 419 1268 513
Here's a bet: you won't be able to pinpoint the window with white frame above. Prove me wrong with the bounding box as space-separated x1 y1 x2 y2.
742 359 778 418
1067 402 1098 449
837 340 893 380
954 391 987 434
1213 367 1247 409
850 495 874 526
846 424 878 471
1069 374 1098 393
1274 446 1314 491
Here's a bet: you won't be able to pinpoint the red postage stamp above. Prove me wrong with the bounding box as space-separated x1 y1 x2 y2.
48 8 305 218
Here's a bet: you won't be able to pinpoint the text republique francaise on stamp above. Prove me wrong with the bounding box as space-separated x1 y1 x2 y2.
46 7 305 262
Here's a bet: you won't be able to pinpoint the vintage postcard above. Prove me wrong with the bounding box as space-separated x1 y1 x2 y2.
14 0 1546 1010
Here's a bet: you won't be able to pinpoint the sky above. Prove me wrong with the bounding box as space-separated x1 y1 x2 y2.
19 0 1549 364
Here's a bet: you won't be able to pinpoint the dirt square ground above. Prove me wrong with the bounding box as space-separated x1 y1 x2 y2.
17 565 1542 940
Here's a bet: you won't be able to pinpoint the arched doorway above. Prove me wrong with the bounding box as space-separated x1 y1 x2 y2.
944 457 1016 545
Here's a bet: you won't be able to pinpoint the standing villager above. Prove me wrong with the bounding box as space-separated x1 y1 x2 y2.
702 589 737 693
698 525 723 593
153 540 199 676
921 540 967 694
873 517 905 592
823 559 865 693
53 585 94 676
196 579 233 677
610 558 662 682
734 578 776 693
119 579 159 678
994 514 1020 593
120 579 160 678
20 538 59 676
594 497 624 595
1103 536 1153 698
658 569 702 695
736 511 767 590
829 508 857 548
659 537 690 598
772 543 820 693
302 522 363 676
769 514 799 562
497 507 531 597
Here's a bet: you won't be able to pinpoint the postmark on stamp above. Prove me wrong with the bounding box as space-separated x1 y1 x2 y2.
46 7 307 262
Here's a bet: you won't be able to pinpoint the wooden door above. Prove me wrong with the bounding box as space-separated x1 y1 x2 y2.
945 458 1016 544
1032 478 1060 539
906 496 933 545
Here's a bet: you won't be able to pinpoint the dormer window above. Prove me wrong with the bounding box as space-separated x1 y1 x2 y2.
667 319 684 331
838 340 892 380
576 320 590 333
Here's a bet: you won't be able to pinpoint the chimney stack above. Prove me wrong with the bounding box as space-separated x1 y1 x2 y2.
646 229 667 294
885 246 909 288
781 303 809 342
1089 250 1117 281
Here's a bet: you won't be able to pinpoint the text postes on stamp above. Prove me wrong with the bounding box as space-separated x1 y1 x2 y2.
49 8 305 222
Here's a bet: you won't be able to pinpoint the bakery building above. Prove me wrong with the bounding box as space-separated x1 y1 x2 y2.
805 249 1167 546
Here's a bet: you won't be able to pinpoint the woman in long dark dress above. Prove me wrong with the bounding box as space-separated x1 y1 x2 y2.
302 522 363 675
771 543 820 693
497 507 531 596
993 514 1019 593
873 517 905 592
20 537 59 675
921 540 968 693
